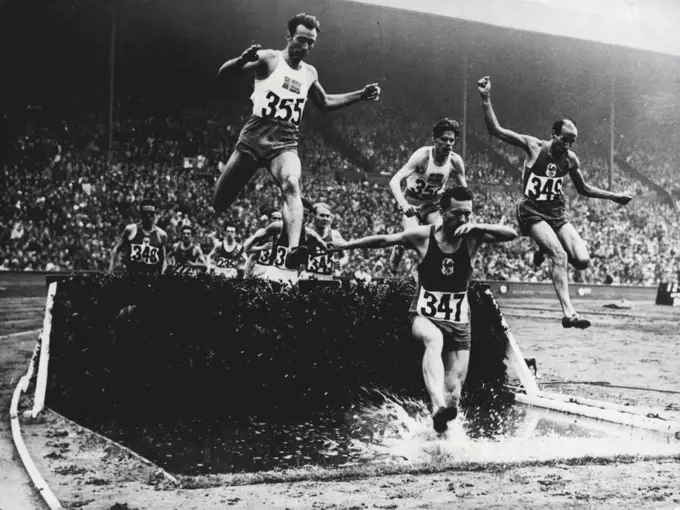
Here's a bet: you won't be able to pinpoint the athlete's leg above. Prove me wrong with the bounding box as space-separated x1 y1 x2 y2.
390 213 421 275
212 150 259 212
443 348 470 411
411 316 447 412
556 222 591 270
529 221 576 318
269 151 307 268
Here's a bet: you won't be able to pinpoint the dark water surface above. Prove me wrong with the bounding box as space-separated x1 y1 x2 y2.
92 397 680 475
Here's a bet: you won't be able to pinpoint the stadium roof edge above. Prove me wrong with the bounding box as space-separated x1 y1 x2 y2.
340 0 680 58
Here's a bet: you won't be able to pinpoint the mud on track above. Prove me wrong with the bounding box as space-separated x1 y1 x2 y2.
2 274 680 509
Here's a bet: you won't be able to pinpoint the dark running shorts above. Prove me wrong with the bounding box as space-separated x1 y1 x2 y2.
410 314 471 351
235 115 300 164
516 196 568 236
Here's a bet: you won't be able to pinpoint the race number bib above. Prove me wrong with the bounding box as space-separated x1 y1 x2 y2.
171 264 198 276
130 243 160 265
307 252 333 275
257 247 272 265
261 91 306 125
272 245 289 269
524 173 564 202
215 257 234 269
417 289 469 323
407 176 444 199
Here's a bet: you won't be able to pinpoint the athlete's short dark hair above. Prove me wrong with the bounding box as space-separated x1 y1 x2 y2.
181 225 193 234
140 198 156 211
288 13 321 36
433 118 461 139
440 186 473 209
552 118 576 136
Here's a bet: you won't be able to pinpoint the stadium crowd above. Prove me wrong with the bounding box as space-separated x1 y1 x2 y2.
2 103 679 286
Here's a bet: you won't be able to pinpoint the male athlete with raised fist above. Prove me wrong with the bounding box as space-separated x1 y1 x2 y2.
214 13 381 271
477 76 633 329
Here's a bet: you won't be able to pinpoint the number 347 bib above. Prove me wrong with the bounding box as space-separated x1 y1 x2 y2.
416 288 469 324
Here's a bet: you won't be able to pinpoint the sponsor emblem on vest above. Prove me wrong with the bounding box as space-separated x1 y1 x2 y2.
441 257 455 276
142 237 150 245
546 163 558 178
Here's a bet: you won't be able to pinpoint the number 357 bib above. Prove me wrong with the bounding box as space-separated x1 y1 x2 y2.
416 288 469 324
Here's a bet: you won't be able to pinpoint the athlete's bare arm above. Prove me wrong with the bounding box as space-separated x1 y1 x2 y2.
304 226 329 250
217 45 276 78
206 244 219 268
389 148 428 215
454 222 517 254
568 155 633 204
167 242 179 266
477 76 539 156
331 231 349 268
243 222 284 254
330 226 431 260
308 67 381 111
108 224 133 273
158 230 169 273
449 152 467 187
190 246 207 267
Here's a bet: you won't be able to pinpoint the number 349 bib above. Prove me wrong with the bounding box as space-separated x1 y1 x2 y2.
524 172 564 202
417 288 469 324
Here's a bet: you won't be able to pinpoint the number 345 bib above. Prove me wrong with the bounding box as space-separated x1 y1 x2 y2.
417 288 470 323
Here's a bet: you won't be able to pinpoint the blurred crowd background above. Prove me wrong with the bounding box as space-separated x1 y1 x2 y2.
3 0 679 286
3 101 679 286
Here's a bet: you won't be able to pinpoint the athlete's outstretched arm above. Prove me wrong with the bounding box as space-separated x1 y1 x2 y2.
331 232 407 251
308 78 380 112
477 76 534 154
456 223 517 244
569 158 633 204
330 226 429 252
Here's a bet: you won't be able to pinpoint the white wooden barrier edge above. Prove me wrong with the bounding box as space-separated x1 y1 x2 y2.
30 282 57 418
10 286 63 510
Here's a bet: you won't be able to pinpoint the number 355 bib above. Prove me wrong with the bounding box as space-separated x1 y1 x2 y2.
416 288 469 323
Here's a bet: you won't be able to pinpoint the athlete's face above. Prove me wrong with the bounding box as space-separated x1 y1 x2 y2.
271 212 283 223
225 227 236 241
433 130 456 157
314 207 332 228
141 207 155 228
287 25 318 60
181 229 192 243
442 199 472 233
552 123 578 155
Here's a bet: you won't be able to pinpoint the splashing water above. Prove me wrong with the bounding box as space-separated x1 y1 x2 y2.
329 392 680 468
96 391 680 475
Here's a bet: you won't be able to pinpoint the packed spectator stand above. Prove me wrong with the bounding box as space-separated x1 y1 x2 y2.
3 101 679 286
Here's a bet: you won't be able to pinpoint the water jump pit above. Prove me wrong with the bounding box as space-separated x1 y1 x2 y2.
16 274 680 491
76 394 680 482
